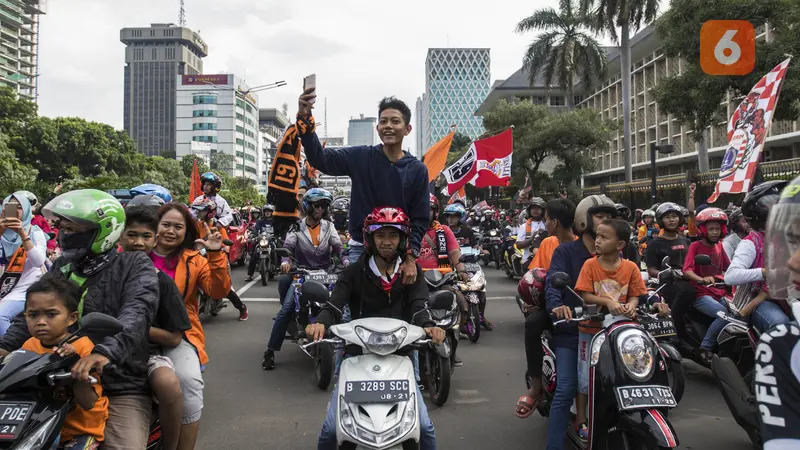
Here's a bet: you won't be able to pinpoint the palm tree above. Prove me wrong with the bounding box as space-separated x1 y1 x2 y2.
516 0 607 109
582 0 661 182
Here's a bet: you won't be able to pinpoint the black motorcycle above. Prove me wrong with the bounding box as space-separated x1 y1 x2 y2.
480 228 503 269
418 289 459 406
253 226 277 286
536 272 679 450
0 313 163 450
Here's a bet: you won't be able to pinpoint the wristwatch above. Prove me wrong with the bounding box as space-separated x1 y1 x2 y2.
406 248 420 259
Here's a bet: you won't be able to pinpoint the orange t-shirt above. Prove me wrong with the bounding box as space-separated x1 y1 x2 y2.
528 235 578 270
307 223 321 246
574 257 647 333
21 336 108 442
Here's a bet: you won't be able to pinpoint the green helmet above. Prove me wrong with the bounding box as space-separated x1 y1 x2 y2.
43 189 126 254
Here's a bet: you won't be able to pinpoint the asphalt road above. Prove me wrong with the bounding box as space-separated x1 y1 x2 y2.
196 262 754 449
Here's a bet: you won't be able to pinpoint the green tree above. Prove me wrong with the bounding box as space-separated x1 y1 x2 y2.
516 0 607 108
482 100 613 195
160 149 177 159
583 0 662 181
210 151 235 173
653 0 800 145
0 86 36 136
0 136 38 197
180 155 209 178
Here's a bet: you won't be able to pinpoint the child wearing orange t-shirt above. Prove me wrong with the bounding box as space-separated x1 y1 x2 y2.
573 219 647 442
21 275 108 449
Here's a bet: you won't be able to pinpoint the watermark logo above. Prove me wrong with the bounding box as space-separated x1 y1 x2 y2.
700 20 755 75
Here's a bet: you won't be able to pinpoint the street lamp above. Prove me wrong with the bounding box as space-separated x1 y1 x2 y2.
650 143 675 203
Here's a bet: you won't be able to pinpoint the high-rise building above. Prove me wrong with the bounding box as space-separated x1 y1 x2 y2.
414 95 427 158
0 1 45 102
347 114 377 146
324 136 345 146
417 48 490 155
175 74 261 182
259 107 290 189
120 23 208 156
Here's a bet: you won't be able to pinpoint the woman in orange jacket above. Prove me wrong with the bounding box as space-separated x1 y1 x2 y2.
151 203 231 450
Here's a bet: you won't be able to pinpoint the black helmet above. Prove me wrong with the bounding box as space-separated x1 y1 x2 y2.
332 196 349 213
126 194 165 208
728 207 744 230
614 203 631 221
743 180 789 230
656 202 683 228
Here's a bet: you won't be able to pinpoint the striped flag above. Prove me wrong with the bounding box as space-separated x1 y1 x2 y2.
448 186 466 204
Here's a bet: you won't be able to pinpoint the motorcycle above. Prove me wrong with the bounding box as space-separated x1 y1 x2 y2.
198 238 235 317
253 225 277 286
0 313 164 450
458 247 488 343
422 271 460 406
535 271 679 450
480 229 503 269
501 235 525 280
299 308 449 449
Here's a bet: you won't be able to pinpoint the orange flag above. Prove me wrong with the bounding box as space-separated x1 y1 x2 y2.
423 129 456 183
189 159 202 201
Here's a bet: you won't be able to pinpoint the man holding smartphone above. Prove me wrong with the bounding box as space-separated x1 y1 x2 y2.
296 82 429 284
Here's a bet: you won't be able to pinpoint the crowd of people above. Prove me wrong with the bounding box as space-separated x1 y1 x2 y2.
0 83 798 450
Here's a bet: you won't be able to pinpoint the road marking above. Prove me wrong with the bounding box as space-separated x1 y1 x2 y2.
487 296 514 301
238 296 515 303
236 279 259 297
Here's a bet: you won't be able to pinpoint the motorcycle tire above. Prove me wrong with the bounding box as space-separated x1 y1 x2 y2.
428 353 451 406
314 342 334 390
260 259 268 286
466 304 481 343
494 250 502 270
666 357 686 405
236 253 246 267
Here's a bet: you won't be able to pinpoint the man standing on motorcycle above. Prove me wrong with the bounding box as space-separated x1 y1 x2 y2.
192 172 233 227
725 181 792 333
263 188 348 370
544 195 616 450
516 198 547 268
645 202 696 340
245 204 275 282
758 175 800 448
305 206 443 450
682 208 731 360
723 207 751 261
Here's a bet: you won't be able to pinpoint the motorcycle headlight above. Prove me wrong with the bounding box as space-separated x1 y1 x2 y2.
339 394 416 446
355 326 408 356
616 329 655 380
489 230 497 236
590 332 606 366
339 396 357 439
259 238 269 247
12 413 59 450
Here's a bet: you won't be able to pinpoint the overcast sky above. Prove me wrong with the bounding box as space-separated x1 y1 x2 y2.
35 0 601 155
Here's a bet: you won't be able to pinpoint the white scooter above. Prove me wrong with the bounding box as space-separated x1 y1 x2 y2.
300 294 451 450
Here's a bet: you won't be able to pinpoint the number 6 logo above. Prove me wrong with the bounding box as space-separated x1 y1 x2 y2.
700 20 755 75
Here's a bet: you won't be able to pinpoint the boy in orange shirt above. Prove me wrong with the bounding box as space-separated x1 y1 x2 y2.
21 275 108 449
574 219 647 442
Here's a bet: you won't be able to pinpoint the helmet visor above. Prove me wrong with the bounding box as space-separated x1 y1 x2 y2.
766 202 800 299
366 224 409 235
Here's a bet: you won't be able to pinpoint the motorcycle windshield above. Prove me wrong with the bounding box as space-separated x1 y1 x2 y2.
0 351 68 392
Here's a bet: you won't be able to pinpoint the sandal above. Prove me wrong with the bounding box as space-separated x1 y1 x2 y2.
515 394 540 418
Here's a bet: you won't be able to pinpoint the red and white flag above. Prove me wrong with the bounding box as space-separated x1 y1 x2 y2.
442 128 513 195
708 58 792 203
448 186 466 205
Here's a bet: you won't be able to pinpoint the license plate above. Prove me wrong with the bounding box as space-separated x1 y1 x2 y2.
0 402 34 440
615 385 676 410
640 316 676 337
344 380 412 403
464 263 481 273
306 274 338 285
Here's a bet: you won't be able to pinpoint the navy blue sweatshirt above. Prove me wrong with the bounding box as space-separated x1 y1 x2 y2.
300 133 429 252
545 237 594 349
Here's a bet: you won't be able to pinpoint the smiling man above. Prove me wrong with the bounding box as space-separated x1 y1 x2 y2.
295 87 429 283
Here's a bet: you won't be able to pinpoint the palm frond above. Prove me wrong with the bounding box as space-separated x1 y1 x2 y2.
522 32 561 86
516 9 563 34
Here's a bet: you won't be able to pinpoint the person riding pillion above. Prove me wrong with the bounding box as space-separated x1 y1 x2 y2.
192 172 234 227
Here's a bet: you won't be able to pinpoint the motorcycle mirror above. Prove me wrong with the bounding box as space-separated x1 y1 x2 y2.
661 256 671 269
274 248 291 259
551 272 572 289
694 254 712 266
59 313 125 347
428 290 456 310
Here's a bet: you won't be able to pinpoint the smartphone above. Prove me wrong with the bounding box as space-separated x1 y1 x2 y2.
303 74 317 106
3 202 18 219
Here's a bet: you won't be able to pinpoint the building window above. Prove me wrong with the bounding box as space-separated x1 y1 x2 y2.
152 48 157 60
150 29 155 36
192 136 218 143
192 123 217 130
246 104 253 113
236 113 244 121
236 99 245 109
192 110 217 117
550 96 565 106
236 138 244 145
532 96 546 105
573 95 584 105
193 95 217 104
236 125 244 133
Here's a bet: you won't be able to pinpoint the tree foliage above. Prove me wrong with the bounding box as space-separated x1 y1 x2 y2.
482 100 614 196
653 0 800 138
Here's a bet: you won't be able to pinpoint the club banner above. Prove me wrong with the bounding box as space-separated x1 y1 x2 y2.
442 128 514 195
708 58 792 203
448 186 466 205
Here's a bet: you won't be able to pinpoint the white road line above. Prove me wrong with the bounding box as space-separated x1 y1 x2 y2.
239 296 515 303
235 279 259 297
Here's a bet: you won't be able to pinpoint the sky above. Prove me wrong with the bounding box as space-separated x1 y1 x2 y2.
35 0 582 155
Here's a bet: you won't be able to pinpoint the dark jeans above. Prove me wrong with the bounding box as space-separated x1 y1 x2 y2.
277 274 292 305
663 280 697 342
267 283 297 352
525 308 551 379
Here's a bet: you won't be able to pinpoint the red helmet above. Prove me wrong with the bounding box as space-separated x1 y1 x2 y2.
429 193 440 212
696 207 728 237
363 207 411 256
518 268 547 308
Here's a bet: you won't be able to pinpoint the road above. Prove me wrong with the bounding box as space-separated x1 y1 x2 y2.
196 263 753 449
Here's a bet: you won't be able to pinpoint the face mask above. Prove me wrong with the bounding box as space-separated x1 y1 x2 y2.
58 228 97 254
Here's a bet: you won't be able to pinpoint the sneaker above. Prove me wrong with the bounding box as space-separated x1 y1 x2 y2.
238 305 249 321
262 350 275 370
245 275 254 282
453 356 463 367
